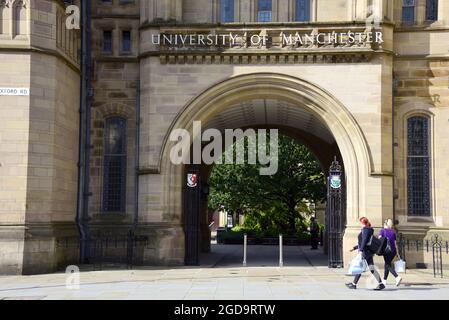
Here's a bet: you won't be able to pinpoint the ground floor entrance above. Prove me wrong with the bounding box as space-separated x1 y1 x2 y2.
180 82 347 268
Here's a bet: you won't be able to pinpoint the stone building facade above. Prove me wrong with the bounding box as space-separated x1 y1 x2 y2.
0 0 448 274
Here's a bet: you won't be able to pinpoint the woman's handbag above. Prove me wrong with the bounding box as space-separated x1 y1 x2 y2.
367 235 388 255
347 253 368 275
395 256 406 273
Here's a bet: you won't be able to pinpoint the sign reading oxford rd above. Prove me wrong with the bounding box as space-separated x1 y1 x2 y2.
0 87 30 96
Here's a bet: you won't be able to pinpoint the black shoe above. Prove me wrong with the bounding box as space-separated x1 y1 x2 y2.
345 283 357 289
374 283 385 291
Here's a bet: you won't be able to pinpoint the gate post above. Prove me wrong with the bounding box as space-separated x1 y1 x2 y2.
184 169 201 265
327 157 344 268
432 234 443 278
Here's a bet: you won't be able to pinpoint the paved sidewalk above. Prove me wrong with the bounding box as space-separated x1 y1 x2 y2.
0 245 448 300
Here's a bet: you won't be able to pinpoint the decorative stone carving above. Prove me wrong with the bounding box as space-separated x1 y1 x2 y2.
0 0 14 8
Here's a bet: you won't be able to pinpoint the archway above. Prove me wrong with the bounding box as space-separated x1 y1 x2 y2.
159 73 372 266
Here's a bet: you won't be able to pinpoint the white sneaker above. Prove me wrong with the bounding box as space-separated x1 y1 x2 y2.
395 276 402 287
382 279 387 286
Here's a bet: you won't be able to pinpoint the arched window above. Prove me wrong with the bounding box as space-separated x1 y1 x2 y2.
257 0 272 22
426 0 438 21
407 116 431 217
220 0 234 23
295 0 310 22
0 2 8 35
102 117 127 213
13 0 26 37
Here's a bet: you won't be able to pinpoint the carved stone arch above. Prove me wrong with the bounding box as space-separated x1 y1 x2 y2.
157 73 374 234
95 102 135 121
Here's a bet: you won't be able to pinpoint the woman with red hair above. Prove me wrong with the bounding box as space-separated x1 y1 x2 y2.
346 217 385 290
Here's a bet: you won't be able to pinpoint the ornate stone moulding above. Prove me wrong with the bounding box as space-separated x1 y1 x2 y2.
0 0 28 7
159 52 373 65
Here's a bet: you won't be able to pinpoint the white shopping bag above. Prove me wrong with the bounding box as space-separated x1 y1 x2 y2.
347 253 367 275
395 258 406 273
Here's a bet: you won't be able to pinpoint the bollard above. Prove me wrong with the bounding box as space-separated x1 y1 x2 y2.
279 234 283 267
243 233 247 267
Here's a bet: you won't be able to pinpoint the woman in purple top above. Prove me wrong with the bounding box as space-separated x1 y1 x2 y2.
379 219 402 286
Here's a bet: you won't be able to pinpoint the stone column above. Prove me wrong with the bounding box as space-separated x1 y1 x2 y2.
355 0 368 20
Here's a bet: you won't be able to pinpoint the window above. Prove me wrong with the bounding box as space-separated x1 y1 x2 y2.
103 117 127 213
103 30 112 53
402 0 415 24
0 4 7 35
258 0 272 22
426 0 438 21
13 1 27 37
121 30 131 54
220 0 234 22
407 116 431 217
295 0 310 22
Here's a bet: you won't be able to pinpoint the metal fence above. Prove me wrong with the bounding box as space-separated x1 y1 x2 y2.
397 233 448 278
56 231 149 270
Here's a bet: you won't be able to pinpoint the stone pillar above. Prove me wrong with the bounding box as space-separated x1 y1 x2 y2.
355 0 368 20
239 0 253 22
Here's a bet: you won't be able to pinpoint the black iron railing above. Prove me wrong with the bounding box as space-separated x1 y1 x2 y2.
397 233 447 278
56 231 149 270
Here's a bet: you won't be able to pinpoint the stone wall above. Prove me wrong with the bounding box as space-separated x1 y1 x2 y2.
393 28 449 239
0 0 81 275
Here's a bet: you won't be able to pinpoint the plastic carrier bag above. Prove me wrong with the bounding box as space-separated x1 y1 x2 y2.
347 253 368 275
395 258 406 273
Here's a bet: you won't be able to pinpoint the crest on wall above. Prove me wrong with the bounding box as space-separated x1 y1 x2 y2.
187 173 198 188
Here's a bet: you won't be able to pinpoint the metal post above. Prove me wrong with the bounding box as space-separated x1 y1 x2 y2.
279 234 283 267
243 233 247 267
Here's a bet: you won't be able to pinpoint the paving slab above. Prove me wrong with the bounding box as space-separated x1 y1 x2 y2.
0 245 448 300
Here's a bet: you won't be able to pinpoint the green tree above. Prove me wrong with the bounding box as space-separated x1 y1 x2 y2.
208 134 326 234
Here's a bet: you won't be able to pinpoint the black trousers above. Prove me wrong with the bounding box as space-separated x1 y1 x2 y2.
311 232 319 249
383 251 399 280
353 254 382 285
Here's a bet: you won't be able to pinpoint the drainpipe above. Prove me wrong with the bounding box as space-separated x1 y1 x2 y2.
133 80 141 232
392 73 398 225
76 0 92 264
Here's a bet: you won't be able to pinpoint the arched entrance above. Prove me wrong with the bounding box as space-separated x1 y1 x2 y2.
159 73 372 267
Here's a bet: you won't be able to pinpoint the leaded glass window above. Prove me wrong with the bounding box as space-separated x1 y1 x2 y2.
402 0 415 24
220 0 234 22
258 0 272 22
103 30 112 53
426 0 438 21
407 116 431 217
103 117 127 212
295 0 310 22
